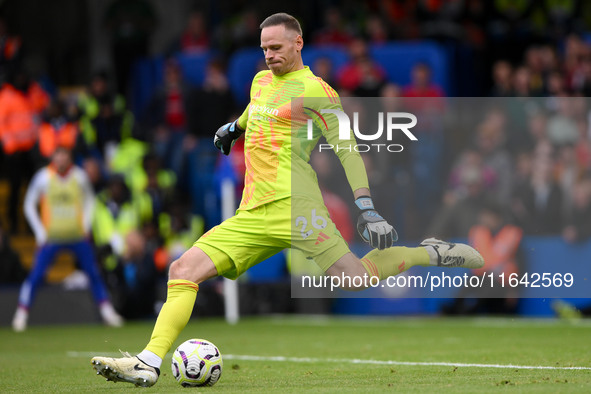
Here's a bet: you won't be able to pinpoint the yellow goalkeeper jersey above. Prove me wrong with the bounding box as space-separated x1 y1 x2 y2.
237 66 368 211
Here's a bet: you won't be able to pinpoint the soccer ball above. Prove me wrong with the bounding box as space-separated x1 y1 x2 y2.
171 339 223 387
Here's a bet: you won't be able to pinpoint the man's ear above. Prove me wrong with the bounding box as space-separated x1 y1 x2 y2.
295 35 304 51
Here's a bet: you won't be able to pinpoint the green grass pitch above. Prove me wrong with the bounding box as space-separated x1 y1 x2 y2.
1 316 590 392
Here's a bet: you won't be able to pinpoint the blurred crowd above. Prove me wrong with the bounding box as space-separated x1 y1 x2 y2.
2 0 591 318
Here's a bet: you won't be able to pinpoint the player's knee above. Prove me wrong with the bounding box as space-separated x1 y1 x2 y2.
168 257 192 281
168 250 217 284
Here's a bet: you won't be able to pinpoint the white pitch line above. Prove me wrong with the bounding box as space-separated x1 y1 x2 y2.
67 352 591 371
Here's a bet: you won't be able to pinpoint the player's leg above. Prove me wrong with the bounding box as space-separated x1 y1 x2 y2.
140 246 218 365
91 246 217 387
325 239 484 290
70 240 123 327
12 243 60 331
325 247 431 290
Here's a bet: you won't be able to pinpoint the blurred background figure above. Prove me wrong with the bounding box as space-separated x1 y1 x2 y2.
444 202 523 315
110 229 158 319
511 150 563 235
490 60 513 97
36 98 80 169
403 61 444 98
141 58 195 179
337 38 387 97
0 69 49 233
167 10 209 55
92 173 151 273
313 7 353 46
12 147 122 331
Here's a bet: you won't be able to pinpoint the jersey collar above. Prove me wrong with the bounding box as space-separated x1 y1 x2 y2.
273 66 312 81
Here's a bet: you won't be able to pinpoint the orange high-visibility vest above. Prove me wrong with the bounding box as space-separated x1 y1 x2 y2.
27 82 50 114
0 85 38 154
39 122 78 157
469 225 523 277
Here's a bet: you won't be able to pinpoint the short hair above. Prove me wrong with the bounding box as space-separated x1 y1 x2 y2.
259 13 302 36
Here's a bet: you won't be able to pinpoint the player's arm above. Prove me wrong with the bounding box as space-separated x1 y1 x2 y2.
319 101 397 250
79 169 96 236
23 170 47 245
214 87 251 155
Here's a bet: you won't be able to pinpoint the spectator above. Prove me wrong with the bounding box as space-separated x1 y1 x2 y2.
36 99 80 167
364 14 390 44
311 57 335 87
12 147 123 331
402 62 445 226
512 65 531 96
158 196 204 264
229 9 261 51
189 60 235 224
337 38 387 97
428 165 489 239
474 114 513 205
444 202 522 315
512 154 563 235
448 149 497 196
141 59 195 178
81 97 134 167
78 71 127 121
137 152 176 218
490 60 513 97
313 7 354 46
547 96 579 146
92 173 150 271
168 10 209 55
402 61 445 99
111 229 158 319
0 69 49 233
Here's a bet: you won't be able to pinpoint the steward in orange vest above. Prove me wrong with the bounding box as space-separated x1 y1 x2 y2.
38 99 79 159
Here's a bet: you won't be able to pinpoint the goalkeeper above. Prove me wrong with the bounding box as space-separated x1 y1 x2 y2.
92 12 484 387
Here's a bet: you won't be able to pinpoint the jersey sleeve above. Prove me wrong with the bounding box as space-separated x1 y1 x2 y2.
237 105 249 130
23 169 47 242
237 70 273 130
310 82 369 194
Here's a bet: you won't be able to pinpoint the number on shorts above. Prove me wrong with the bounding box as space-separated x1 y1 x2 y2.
295 216 313 239
295 209 327 239
311 209 327 229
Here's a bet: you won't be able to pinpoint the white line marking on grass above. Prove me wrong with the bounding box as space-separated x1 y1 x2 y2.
68 352 591 370
224 355 591 370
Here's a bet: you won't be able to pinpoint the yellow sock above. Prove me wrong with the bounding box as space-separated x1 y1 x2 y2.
360 246 430 280
144 279 199 359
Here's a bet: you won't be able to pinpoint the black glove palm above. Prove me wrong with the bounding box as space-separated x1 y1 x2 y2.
355 196 398 250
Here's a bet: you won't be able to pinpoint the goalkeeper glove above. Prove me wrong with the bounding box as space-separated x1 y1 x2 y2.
214 120 243 155
355 196 398 250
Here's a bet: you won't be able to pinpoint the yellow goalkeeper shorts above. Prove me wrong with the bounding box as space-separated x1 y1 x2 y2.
194 197 350 279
